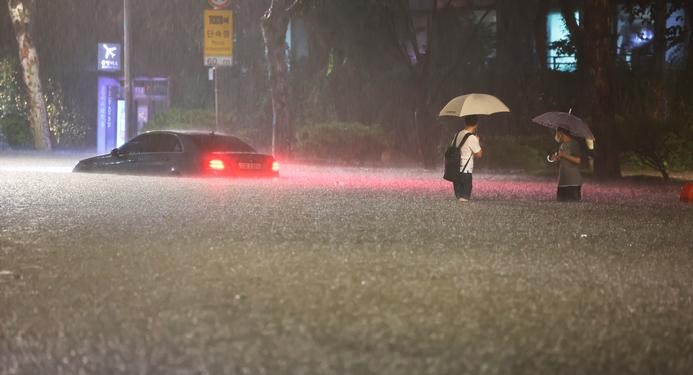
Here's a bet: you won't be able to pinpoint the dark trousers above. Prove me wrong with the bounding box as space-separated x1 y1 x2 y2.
453 173 473 199
557 186 582 202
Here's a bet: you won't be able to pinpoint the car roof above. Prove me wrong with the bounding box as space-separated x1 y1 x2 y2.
138 130 257 153
141 130 234 137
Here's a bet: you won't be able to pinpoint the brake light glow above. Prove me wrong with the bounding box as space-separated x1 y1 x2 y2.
208 159 225 171
271 161 280 172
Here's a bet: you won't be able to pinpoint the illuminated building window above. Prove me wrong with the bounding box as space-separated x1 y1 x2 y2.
547 11 578 72
616 5 686 69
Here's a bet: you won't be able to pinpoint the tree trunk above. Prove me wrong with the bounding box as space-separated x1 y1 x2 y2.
534 0 550 71
560 0 586 74
8 0 51 151
686 0 693 72
262 0 293 159
652 0 667 76
414 102 439 169
496 0 540 134
650 0 669 122
417 2 438 169
560 0 590 114
584 0 620 178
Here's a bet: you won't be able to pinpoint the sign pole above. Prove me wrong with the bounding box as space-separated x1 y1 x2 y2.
204 2 232 132
214 67 220 132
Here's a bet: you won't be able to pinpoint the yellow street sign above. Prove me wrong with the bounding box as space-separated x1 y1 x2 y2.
204 9 233 66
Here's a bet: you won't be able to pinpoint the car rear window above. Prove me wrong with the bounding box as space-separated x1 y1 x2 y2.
190 134 256 153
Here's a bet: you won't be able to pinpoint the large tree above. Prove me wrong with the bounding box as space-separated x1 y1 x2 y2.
561 0 620 178
495 0 546 133
292 0 495 167
7 0 50 150
262 0 295 158
686 0 693 72
363 0 495 167
584 0 620 178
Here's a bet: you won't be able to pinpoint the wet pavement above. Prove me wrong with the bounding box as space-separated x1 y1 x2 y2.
1 153 692 374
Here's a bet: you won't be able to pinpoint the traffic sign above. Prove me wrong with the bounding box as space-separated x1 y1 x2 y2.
97 43 121 72
203 9 233 66
208 0 231 9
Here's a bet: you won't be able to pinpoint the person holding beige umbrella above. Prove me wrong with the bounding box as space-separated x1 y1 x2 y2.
440 93 510 202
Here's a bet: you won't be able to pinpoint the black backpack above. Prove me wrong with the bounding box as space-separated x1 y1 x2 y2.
443 131 473 182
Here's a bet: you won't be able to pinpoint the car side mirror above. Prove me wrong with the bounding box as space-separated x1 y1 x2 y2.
111 148 121 158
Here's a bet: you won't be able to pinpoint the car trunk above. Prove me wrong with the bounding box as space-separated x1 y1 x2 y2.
203 152 278 176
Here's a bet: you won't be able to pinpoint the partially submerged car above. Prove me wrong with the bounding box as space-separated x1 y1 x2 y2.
73 131 279 177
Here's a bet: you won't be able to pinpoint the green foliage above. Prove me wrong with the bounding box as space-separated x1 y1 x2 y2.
294 122 385 163
669 121 693 170
548 38 576 58
290 0 497 161
0 57 26 120
0 57 30 148
143 107 272 150
45 79 89 148
0 114 32 148
615 116 687 179
612 70 693 178
1 57 89 149
668 72 693 171
143 107 218 132
477 136 548 172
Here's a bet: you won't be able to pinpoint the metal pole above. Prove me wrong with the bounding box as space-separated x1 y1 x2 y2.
124 0 132 139
214 67 220 132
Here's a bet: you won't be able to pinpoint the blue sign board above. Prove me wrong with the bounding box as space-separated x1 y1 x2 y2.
97 76 121 153
98 43 121 72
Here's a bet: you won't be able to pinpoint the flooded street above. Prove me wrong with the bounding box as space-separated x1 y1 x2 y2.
1 154 692 374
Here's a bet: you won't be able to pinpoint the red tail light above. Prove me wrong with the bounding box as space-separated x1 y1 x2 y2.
271 161 280 172
208 159 225 171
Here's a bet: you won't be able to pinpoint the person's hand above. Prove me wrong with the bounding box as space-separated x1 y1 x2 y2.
547 152 558 163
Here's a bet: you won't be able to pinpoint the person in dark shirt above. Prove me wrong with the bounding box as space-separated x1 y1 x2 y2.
548 127 582 201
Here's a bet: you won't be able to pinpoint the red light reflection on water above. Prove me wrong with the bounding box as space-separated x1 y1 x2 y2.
268 164 685 206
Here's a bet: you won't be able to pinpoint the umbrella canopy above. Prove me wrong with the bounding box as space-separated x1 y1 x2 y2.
438 93 510 117
532 112 595 140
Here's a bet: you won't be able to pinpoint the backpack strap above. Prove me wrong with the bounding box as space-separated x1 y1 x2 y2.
461 151 474 173
458 133 472 148
452 131 473 148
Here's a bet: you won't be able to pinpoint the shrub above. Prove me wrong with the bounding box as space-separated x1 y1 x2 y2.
143 107 217 132
476 136 549 172
0 114 32 148
616 116 688 180
45 79 89 148
1 58 89 149
1 57 29 149
143 107 272 150
0 57 26 119
669 123 693 170
294 122 385 163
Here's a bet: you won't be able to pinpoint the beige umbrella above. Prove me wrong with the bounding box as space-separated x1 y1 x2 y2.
438 93 510 117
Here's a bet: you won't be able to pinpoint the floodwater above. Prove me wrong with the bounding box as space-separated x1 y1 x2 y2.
1 153 692 374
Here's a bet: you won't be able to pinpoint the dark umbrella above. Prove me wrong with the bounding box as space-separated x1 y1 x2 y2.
532 111 595 140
